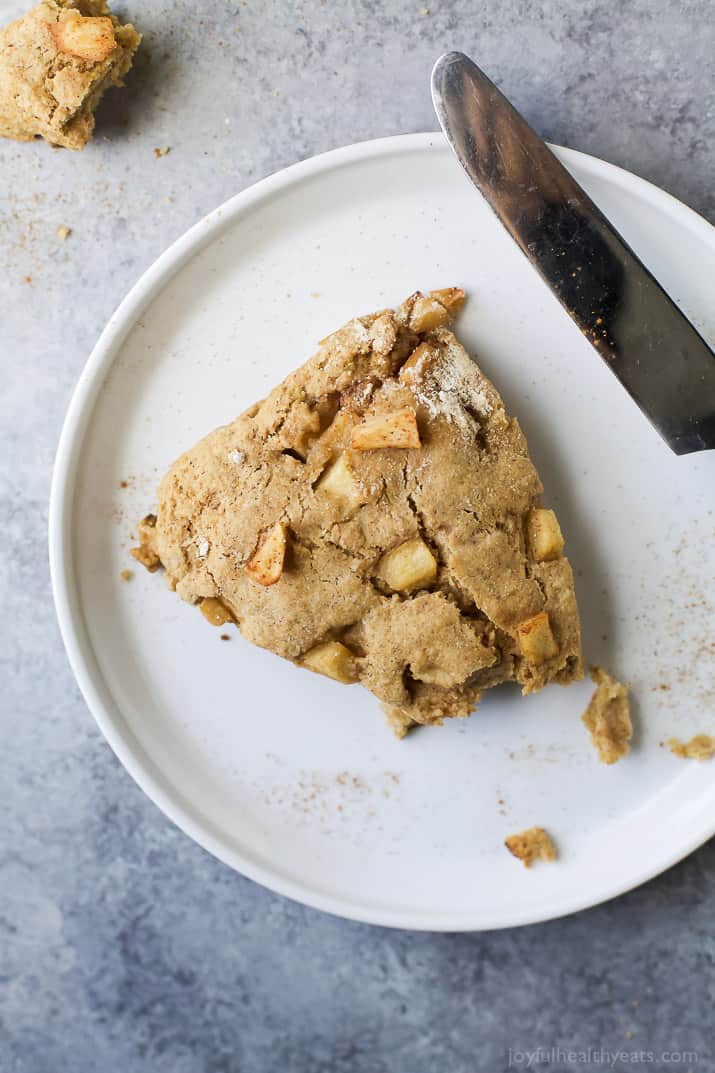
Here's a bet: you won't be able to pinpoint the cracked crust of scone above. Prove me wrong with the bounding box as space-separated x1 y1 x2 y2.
0 0 141 149
582 666 632 765
133 288 583 736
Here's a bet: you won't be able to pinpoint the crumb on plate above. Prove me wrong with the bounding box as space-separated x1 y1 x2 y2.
505 826 556 868
667 734 715 761
582 666 632 764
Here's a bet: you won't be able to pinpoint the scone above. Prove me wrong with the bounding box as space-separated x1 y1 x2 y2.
0 0 140 149
134 289 583 736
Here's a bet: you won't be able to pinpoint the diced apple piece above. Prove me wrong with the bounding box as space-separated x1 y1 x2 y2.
50 13 117 61
428 287 465 314
351 408 420 450
398 288 465 333
407 294 451 333
516 610 559 664
245 522 287 586
317 453 362 504
526 508 564 562
380 537 437 592
302 640 358 683
398 342 439 386
199 597 234 627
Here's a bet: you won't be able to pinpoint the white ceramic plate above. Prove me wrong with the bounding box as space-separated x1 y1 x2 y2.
50 134 715 931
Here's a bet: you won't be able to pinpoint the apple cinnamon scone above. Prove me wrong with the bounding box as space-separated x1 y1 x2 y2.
0 0 140 149
133 289 583 736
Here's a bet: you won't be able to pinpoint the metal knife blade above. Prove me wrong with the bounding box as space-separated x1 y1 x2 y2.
431 51 715 455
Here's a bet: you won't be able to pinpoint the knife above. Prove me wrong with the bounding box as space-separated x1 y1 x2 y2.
431 51 715 455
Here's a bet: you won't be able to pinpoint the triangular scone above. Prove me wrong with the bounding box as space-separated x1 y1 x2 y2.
0 0 140 149
135 289 583 736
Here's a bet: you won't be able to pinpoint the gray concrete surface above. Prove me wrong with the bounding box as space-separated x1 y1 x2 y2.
1 1 714 1070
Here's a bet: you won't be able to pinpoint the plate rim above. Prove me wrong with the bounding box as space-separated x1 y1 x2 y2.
49 131 715 931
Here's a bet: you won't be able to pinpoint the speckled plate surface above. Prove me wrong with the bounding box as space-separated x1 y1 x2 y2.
50 133 715 931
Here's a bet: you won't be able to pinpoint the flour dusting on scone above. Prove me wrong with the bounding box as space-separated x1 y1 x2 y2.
134 289 583 735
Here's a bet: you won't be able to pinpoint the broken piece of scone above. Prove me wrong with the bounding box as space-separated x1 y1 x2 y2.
0 0 140 149
582 666 632 764
505 827 556 867
133 288 583 736
666 735 715 761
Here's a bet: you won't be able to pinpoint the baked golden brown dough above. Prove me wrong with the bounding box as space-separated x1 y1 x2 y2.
582 666 632 764
134 289 583 735
505 827 557 867
0 0 140 148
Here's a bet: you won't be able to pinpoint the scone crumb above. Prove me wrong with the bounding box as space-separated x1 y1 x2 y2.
350 408 420 451
57 224 71 241
505 827 556 868
667 734 715 761
154 146 170 158
119 569 133 582
130 545 160 572
582 666 632 764
129 513 161 572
